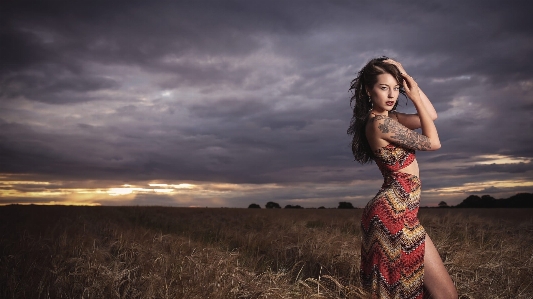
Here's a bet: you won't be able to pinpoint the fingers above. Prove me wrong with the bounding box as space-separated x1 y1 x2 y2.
384 59 420 101
384 59 407 75
403 74 418 90
384 59 400 69
402 73 414 80
402 78 411 93
402 75 420 101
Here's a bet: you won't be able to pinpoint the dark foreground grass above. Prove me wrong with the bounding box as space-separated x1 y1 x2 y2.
0 206 532 298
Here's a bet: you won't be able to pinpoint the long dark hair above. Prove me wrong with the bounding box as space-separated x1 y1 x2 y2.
347 57 405 164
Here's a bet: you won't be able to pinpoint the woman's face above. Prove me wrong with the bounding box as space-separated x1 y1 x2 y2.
367 73 400 113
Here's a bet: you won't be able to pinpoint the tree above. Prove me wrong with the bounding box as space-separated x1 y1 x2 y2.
505 193 533 208
455 193 533 208
248 203 261 209
438 201 449 208
284 204 303 209
338 202 354 209
456 195 493 208
265 201 281 209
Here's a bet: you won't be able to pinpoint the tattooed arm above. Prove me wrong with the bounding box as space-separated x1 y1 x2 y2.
368 70 441 151
370 116 438 151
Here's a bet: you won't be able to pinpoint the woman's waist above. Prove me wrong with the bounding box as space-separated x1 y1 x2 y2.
381 171 421 187
383 169 419 178
381 162 420 178
377 158 419 174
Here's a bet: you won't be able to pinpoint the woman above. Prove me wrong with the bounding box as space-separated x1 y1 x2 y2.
348 57 457 299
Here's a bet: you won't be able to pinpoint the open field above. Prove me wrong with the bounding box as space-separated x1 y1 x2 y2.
1 206 532 299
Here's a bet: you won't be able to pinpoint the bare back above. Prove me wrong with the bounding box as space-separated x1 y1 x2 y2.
366 115 420 177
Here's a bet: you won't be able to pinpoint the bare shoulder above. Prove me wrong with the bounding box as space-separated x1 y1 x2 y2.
366 115 389 130
389 110 400 121
365 115 391 149
367 115 396 136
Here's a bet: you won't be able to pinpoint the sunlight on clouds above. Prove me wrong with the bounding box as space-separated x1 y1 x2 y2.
2 177 530 207
0 181 104 206
2 181 51 185
29 201 101 206
106 183 198 196
2 189 70 197
427 180 533 194
153 189 173 193
475 154 531 165
107 184 153 196
0 180 286 206
0 180 200 205
148 183 168 187
172 184 195 189
149 183 194 189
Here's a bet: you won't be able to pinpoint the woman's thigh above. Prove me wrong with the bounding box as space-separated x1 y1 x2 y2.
423 234 458 299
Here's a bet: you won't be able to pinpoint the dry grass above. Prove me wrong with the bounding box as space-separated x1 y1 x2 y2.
0 206 532 298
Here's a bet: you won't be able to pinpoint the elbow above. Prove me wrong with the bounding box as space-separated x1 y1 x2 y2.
432 113 438 121
432 141 441 150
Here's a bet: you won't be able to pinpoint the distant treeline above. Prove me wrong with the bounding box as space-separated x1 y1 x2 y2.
249 201 353 209
248 193 533 209
419 193 532 208
452 193 533 208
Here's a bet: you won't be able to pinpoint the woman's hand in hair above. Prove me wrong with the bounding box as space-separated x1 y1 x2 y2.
401 72 422 103
384 58 438 128
384 59 407 76
385 59 420 101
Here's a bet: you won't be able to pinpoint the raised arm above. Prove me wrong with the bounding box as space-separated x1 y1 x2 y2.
370 64 441 151
391 88 437 129
385 59 438 130
370 116 440 151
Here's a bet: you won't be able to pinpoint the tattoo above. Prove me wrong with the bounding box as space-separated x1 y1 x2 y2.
376 116 431 151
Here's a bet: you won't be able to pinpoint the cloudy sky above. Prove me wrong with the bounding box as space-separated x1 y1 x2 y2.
1 1 532 207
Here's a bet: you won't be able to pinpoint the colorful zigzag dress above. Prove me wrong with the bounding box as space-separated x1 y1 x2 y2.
360 143 425 299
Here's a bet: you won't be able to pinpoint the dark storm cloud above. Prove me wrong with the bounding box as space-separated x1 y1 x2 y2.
1 70 120 104
1 0 533 206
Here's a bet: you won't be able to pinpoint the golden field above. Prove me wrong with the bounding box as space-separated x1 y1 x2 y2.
1 206 532 299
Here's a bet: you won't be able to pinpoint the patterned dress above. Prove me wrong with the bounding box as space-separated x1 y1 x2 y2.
360 143 425 299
